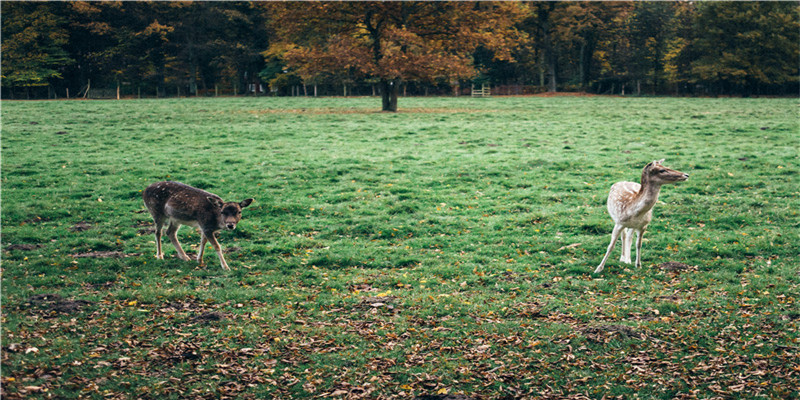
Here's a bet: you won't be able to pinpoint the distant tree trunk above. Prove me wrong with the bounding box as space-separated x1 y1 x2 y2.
579 42 587 91
116 81 120 100
579 35 595 91
66 88 70 99
380 78 398 112
546 51 557 93
314 84 318 97
537 2 557 93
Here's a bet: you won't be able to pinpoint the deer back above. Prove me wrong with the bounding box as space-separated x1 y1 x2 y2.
143 181 224 231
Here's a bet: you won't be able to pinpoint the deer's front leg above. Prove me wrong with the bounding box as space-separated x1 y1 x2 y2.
620 228 633 264
166 222 190 261
205 233 230 271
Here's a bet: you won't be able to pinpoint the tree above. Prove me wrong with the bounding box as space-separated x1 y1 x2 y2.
689 2 799 96
268 2 524 111
66 1 175 97
518 2 559 92
1 2 72 98
550 2 630 91
628 2 677 95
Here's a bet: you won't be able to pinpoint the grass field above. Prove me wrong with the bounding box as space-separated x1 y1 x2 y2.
1 95 798 399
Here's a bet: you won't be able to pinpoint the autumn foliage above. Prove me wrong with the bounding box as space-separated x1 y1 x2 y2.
269 2 525 111
1 1 798 105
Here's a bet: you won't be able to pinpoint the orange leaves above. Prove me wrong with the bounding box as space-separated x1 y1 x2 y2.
270 2 527 83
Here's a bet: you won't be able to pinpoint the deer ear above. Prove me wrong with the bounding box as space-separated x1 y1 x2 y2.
655 159 665 165
207 197 224 208
240 198 254 208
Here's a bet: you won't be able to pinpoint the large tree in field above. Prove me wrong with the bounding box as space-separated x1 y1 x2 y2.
268 2 524 111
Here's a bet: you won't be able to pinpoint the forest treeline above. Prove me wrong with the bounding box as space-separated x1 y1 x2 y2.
2 1 798 102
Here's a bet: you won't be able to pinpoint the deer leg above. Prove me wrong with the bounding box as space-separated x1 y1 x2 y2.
153 219 164 259
620 228 633 264
205 233 230 271
197 233 208 266
595 224 623 274
166 222 190 261
635 228 646 268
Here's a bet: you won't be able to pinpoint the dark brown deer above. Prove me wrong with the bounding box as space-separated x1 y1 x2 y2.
595 159 688 273
143 181 253 270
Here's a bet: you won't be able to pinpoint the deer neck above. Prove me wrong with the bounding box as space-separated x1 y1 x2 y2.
631 174 662 216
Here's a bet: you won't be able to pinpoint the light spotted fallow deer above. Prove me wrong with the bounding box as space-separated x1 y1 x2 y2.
594 159 688 273
143 181 254 270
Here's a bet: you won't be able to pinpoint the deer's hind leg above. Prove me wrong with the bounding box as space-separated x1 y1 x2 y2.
197 232 208 266
166 222 191 261
595 224 624 274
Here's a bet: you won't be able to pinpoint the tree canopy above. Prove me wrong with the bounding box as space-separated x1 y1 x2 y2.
1 1 797 105
268 2 525 111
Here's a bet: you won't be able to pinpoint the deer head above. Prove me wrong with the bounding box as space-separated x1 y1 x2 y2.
208 197 254 230
642 159 689 185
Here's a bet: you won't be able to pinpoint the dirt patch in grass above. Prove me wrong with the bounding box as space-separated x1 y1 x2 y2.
580 324 645 342
508 302 548 318
25 293 92 314
659 261 693 271
72 251 141 258
69 221 92 232
5 244 44 251
356 296 398 312
192 311 226 322
21 216 49 225
247 107 503 115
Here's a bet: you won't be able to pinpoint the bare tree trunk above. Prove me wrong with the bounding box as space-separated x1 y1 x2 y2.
380 78 398 112
116 82 120 100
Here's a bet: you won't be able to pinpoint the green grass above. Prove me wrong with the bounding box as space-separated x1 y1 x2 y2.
2 95 798 399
